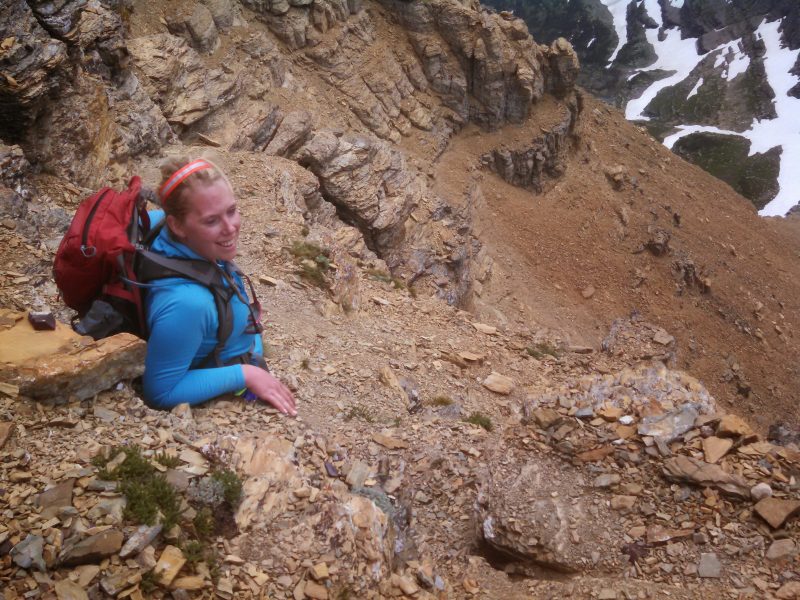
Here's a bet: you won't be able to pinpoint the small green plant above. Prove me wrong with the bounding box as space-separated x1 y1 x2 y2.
91 451 110 470
193 507 215 540
139 570 158 594
525 341 560 360
182 540 206 569
211 469 243 507
290 241 332 288
336 587 353 600
207 548 221 583
301 357 310 370
100 446 154 481
365 268 406 290
344 405 375 423
430 395 453 407
465 412 493 431
122 474 183 530
98 445 183 530
154 451 181 469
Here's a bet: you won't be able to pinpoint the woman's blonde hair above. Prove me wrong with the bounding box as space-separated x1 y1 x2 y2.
157 156 231 222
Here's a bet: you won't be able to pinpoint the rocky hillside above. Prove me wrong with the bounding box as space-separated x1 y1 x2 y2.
482 0 800 215
2 0 800 598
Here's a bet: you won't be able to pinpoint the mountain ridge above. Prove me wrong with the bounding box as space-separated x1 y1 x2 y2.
483 0 800 215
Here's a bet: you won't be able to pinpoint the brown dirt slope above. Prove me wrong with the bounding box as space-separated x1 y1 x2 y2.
427 93 800 432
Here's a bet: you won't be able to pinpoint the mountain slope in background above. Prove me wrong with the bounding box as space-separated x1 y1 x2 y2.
483 0 800 215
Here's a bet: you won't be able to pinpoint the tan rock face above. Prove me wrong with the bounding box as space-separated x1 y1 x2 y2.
0 319 145 403
127 34 240 130
716 414 754 439
153 545 186 586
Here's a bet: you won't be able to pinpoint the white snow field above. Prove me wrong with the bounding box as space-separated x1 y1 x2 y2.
599 0 800 215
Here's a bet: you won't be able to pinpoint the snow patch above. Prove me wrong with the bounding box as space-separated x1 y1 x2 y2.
687 78 703 99
752 19 800 216
605 0 633 65
597 0 800 214
664 20 800 216
713 40 750 81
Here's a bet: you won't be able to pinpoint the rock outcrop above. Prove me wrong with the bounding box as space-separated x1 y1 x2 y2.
481 96 579 191
0 0 68 140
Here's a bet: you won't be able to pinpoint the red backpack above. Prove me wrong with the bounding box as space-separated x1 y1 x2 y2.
53 176 151 337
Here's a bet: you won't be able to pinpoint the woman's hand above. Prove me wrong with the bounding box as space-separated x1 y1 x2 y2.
242 364 297 416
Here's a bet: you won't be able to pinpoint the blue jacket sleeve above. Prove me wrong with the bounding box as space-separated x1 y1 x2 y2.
142 284 246 409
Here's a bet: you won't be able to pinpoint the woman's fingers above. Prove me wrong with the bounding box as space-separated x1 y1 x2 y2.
266 381 297 416
242 365 297 416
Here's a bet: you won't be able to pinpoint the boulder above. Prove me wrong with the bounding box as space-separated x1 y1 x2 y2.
165 3 220 53
202 0 238 30
264 110 313 157
0 314 146 403
476 448 627 572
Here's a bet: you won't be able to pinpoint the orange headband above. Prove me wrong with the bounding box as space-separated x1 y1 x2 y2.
158 159 214 205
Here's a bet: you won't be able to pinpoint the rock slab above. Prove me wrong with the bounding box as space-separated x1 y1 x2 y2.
754 497 800 529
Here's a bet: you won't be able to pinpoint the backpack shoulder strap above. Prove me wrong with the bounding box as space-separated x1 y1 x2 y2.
137 249 235 367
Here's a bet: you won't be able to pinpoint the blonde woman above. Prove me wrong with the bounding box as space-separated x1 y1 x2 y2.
141 157 296 416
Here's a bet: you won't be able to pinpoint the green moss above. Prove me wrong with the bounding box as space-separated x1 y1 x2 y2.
122 474 183 530
139 570 158 594
97 446 153 481
182 540 205 569
365 268 406 290
98 446 182 530
289 241 332 288
193 507 215 540
344 405 375 423
154 451 181 469
211 469 243 508
465 412 493 432
430 395 453 407
525 341 560 360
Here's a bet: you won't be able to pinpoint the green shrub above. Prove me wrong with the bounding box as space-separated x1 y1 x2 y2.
211 469 243 508
465 412 493 431
525 341 560 360
430 395 453 406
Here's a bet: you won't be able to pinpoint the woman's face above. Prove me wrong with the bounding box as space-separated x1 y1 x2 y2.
167 178 241 262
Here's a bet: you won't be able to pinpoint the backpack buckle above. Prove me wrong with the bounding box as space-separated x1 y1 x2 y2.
80 245 97 258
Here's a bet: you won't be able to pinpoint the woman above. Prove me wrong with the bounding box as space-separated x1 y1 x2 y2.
142 156 296 416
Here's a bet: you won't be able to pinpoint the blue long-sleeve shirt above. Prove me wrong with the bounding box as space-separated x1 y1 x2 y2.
141 211 263 408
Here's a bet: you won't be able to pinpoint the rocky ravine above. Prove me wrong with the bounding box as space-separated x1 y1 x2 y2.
2 0 800 599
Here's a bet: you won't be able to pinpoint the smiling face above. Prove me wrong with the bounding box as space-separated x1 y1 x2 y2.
166 178 240 262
